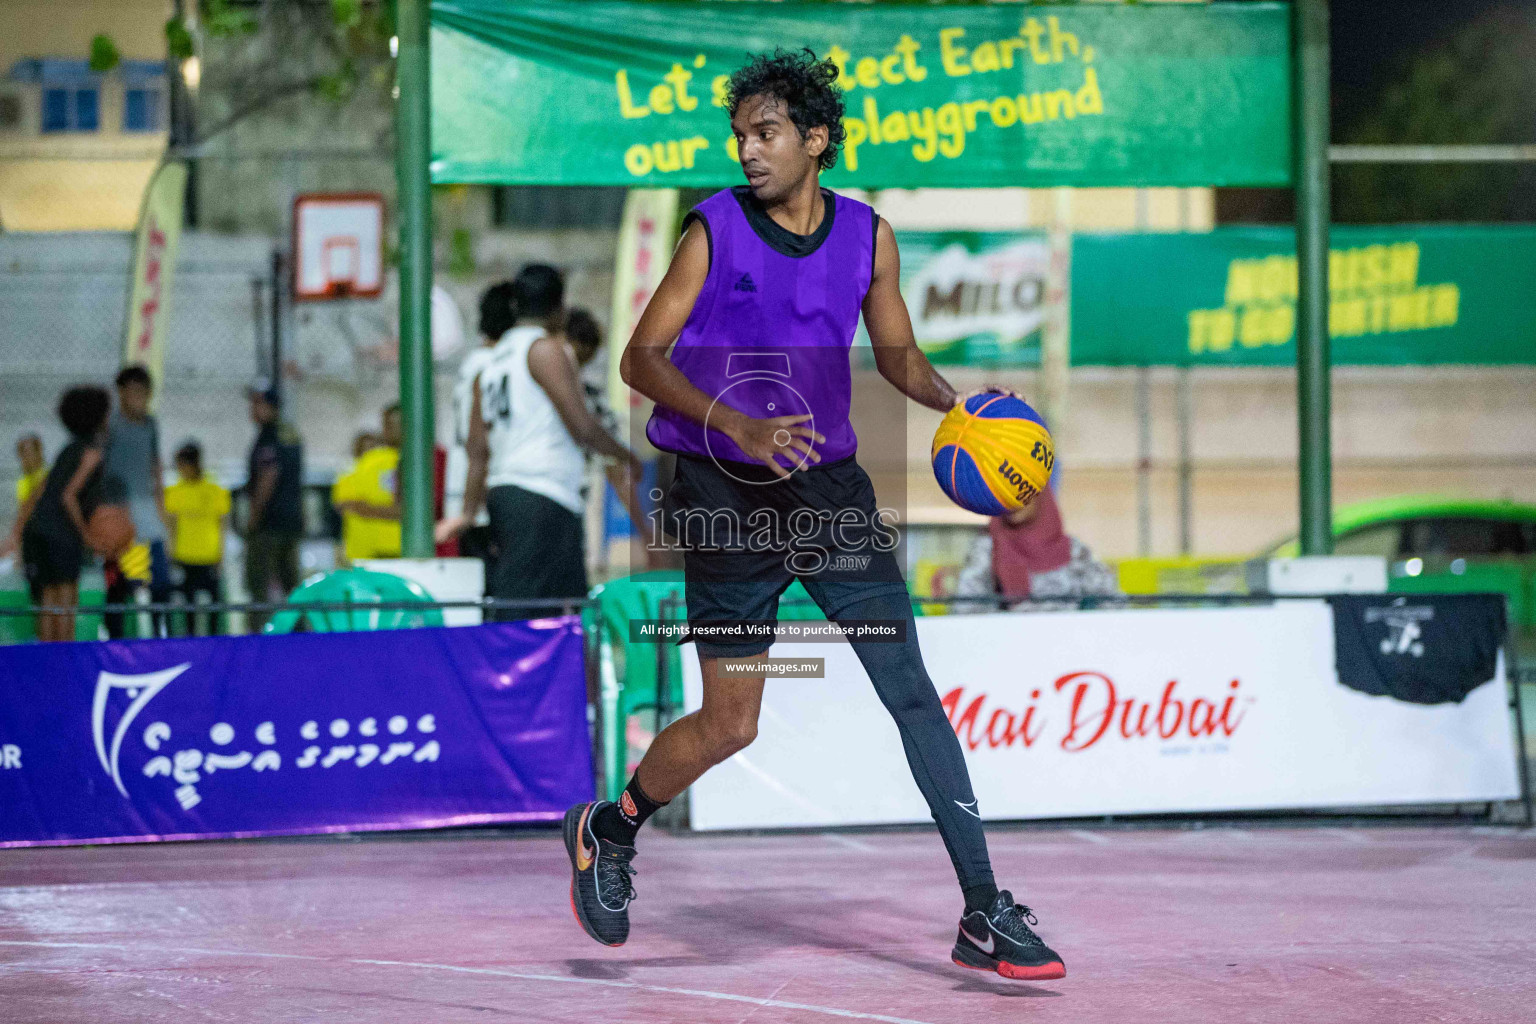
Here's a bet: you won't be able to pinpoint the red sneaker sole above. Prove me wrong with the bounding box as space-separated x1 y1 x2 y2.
999 960 1066 981
952 956 1066 982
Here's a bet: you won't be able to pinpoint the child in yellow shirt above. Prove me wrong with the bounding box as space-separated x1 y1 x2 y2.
164 442 230 635
332 409 402 563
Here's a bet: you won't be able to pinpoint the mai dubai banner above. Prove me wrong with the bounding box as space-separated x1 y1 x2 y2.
431 0 1291 188
889 225 1536 366
0 621 591 847
685 603 1521 830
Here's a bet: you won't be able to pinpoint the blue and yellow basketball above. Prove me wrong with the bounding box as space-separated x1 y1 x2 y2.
931 393 1054 516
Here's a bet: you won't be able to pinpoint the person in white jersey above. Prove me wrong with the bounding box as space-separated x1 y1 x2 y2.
443 281 516 563
437 264 638 618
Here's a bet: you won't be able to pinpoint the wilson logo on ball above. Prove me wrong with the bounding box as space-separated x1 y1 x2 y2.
996 460 1040 503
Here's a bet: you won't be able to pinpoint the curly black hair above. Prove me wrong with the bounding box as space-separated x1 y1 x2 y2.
726 48 846 171
58 385 110 440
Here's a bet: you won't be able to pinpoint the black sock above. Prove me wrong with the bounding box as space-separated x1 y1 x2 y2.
592 771 666 846
963 883 1000 915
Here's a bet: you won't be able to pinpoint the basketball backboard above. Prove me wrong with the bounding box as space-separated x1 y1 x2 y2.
293 193 384 300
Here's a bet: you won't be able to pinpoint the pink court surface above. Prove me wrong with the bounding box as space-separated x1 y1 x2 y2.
2 822 1533 1023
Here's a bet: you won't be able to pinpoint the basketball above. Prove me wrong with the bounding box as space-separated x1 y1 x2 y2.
86 503 136 558
931 392 1054 516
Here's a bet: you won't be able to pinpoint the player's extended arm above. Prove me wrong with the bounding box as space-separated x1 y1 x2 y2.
528 336 637 468
620 221 822 478
62 447 103 548
863 218 960 414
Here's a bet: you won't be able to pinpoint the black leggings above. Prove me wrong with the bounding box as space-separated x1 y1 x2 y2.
814 588 995 893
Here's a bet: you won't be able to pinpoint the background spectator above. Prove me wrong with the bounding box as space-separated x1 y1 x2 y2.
332 408 402 562
1 434 47 563
440 265 638 619
20 386 111 642
443 281 516 564
14 435 45 509
164 441 230 636
955 488 1119 608
102 365 171 638
244 382 304 631
333 431 380 564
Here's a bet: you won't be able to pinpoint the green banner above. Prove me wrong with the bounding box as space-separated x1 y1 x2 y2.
431 0 1292 188
869 231 1053 365
1070 226 1536 366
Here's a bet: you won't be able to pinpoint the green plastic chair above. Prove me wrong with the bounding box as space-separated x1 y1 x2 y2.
588 571 688 798
263 568 443 634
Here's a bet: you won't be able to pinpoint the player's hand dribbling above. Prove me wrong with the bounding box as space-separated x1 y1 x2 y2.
728 413 824 479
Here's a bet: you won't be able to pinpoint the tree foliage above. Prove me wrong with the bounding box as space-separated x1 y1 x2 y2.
164 0 395 145
1334 6 1536 222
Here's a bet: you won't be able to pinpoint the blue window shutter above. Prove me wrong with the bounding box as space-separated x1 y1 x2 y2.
75 88 99 131
42 89 69 131
125 88 146 131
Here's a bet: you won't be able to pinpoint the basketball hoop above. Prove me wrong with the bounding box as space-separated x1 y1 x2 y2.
293 193 384 301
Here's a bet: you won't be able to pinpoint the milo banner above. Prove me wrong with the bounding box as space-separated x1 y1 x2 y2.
1071 225 1536 366
0 621 591 847
868 231 1055 366
431 0 1291 187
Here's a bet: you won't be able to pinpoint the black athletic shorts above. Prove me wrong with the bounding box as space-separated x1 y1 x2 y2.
486 484 588 620
662 454 908 658
21 526 85 598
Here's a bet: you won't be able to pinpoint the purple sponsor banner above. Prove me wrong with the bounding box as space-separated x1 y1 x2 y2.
0 619 592 847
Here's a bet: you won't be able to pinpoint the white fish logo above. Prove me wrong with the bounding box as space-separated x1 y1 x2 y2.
91 664 191 797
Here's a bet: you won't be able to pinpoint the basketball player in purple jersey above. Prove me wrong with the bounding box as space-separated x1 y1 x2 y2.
563 50 1064 981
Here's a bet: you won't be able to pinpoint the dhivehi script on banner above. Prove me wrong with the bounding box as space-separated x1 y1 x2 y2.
431 0 1291 187
0 621 591 847
683 603 1521 830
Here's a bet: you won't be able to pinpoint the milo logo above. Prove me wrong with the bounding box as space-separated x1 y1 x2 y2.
997 459 1040 503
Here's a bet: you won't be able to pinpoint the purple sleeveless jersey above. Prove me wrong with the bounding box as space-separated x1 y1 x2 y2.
645 187 876 465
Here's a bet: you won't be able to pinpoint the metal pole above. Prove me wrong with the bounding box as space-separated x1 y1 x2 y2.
169 0 198 227
269 249 284 405
1135 365 1152 557
1177 366 1193 557
396 0 435 557
1294 0 1332 555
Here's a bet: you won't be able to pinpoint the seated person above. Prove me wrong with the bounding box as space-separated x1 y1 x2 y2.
954 488 1119 607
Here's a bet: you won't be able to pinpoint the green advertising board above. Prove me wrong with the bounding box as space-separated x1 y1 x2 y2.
431 0 1291 188
872 230 1053 365
1070 225 1536 366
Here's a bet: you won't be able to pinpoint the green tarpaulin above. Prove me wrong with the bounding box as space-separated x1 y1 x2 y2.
1071 225 1536 366
431 0 1292 188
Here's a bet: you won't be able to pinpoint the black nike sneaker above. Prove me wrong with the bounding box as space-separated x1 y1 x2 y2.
951 891 1066 981
562 801 638 946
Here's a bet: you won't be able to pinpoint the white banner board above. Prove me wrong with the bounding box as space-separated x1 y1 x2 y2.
683 603 1521 830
